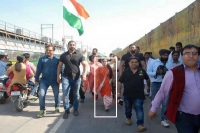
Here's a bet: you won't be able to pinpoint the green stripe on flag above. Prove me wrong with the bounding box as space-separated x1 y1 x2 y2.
63 6 84 35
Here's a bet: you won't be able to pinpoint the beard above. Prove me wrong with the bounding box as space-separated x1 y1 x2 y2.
69 47 75 51
160 57 168 62
131 50 136 54
92 52 96 55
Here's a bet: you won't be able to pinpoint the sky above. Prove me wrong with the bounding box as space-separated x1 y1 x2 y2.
0 0 195 56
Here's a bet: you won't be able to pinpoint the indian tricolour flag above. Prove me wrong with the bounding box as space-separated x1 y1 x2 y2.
63 0 89 36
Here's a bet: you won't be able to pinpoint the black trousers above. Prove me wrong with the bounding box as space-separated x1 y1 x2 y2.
69 78 85 104
175 111 200 133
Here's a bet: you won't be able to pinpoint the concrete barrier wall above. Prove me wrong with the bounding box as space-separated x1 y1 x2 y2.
117 0 200 58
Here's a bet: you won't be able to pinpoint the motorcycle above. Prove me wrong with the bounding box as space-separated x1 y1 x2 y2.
11 83 31 112
0 75 9 104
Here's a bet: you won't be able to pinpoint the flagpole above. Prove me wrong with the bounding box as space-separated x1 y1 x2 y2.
62 0 64 38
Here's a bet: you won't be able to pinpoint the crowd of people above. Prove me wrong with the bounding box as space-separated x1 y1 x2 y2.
0 41 200 133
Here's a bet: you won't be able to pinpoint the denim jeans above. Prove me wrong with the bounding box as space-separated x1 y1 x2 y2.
30 84 39 95
39 81 60 110
28 81 39 95
124 96 144 126
69 78 85 104
175 111 200 133
151 82 169 121
62 77 81 111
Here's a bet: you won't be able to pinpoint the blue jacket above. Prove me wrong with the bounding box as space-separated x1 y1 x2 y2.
35 55 59 83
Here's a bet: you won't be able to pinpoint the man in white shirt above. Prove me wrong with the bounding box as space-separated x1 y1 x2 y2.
166 51 182 70
144 52 154 96
168 42 183 64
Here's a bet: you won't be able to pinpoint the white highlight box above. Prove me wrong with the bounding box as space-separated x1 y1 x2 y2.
93 57 118 118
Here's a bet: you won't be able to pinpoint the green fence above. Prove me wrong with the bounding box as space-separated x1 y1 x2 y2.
31 59 38 66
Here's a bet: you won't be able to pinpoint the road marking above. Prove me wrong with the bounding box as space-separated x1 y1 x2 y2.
49 108 74 133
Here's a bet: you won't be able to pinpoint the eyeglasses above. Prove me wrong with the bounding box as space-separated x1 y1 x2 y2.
183 52 198 56
46 50 54 52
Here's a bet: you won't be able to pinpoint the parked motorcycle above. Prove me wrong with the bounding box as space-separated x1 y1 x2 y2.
11 83 31 112
0 75 8 104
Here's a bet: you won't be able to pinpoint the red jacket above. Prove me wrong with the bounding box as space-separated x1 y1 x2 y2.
165 64 185 124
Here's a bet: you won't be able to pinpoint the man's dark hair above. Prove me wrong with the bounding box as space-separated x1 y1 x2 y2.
129 44 135 48
0 54 5 60
110 53 114 57
93 48 98 52
169 46 175 51
176 42 182 47
46 44 55 51
136 46 140 50
172 51 180 56
144 52 150 56
68 40 76 45
23 53 30 59
181 44 199 55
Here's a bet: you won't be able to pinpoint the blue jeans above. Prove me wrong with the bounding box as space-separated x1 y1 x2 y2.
124 96 144 126
28 81 39 95
31 84 39 95
62 77 81 111
151 82 169 121
39 81 60 110
175 111 200 133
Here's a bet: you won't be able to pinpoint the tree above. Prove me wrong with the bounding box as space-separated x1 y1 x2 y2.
112 47 122 55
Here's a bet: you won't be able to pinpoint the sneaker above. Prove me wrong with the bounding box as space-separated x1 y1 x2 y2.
126 118 131 125
28 95 38 100
73 109 79 116
161 119 170 127
55 107 60 113
138 125 147 132
37 110 46 118
63 110 70 119
80 99 84 103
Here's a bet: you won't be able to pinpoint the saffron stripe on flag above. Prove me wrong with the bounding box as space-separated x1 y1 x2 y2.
70 0 89 19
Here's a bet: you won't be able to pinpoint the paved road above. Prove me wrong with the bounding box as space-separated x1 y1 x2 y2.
0 88 178 133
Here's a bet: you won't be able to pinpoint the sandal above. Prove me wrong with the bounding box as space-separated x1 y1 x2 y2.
105 106 109 112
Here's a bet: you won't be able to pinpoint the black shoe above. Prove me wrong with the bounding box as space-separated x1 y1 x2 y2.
73 109 79 116
69 104 73 108
63 110 70 119
80 99 84 103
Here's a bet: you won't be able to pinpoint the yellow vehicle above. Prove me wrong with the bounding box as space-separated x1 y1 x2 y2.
9 60 17 64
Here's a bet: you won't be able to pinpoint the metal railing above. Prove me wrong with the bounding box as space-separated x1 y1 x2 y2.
0 20 61 44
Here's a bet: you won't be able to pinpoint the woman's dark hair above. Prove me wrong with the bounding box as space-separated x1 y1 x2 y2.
23 53 30 59
129 57 140 62
15 55 25 72
101 58 113 79
107 64 113 79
